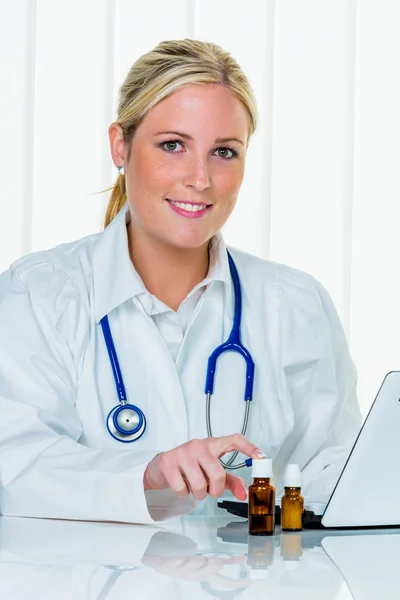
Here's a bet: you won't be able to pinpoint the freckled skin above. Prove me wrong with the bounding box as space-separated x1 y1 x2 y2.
109 83 250 252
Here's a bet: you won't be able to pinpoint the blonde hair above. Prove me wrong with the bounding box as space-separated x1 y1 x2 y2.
103 38 258 228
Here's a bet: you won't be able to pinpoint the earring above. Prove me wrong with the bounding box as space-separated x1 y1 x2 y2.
117 165 125 175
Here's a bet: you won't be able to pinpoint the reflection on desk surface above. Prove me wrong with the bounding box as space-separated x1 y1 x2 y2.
1 514 400 599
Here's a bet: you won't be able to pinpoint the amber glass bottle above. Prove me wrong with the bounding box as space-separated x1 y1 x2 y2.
281 464 304 532
248 458 275 536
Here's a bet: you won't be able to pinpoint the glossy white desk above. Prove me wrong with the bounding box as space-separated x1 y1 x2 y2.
1 514 399 599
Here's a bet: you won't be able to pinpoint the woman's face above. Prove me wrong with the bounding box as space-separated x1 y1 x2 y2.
109 83 250 250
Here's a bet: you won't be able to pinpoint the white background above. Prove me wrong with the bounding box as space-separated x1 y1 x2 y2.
1 0 400 422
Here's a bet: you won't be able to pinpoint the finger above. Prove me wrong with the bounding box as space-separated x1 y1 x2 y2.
149 556 198 576
168 555 210 578
198 451 227 498
163 462 190 498
207 573 254 591
179 457 209 501
209 434 266 461
222 555 246 565
225 474 248 501
180 558 225 581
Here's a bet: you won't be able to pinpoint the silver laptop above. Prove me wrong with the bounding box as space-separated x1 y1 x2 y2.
322 533 400 599
321 370 400 528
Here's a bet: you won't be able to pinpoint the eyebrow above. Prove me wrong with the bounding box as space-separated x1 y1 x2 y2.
154 130 244 146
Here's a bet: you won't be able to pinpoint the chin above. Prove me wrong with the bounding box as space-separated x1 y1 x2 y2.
162 232 211 251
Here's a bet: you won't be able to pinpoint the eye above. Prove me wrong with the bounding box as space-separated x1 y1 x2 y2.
159 140 238 160
216 147 237 159
161 140 183 152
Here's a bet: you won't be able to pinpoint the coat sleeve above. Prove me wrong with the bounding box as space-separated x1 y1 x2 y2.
0 261 195 524
296 281 362 503
279 277 362 505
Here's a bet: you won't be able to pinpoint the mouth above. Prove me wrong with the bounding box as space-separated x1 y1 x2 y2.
166 199 213 218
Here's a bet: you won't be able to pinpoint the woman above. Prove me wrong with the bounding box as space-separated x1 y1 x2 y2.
0 39 361 524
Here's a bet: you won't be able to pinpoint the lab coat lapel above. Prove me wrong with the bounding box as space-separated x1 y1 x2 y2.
131 298 189 449
176 281 248 443
93 298 189 452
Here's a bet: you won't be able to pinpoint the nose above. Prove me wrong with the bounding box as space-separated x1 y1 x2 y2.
183 156 211 190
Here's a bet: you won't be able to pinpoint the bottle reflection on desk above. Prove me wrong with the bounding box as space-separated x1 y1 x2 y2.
0 516 351 600
246 533 276 579
280 533 303 571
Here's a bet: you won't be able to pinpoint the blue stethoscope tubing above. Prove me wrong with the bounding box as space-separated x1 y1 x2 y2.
101 315 147 443
100 250 255 469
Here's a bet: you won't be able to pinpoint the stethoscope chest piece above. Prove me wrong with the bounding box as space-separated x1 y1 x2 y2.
106 403 146 442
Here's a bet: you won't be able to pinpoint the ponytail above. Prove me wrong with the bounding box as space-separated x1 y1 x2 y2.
103 172 126 229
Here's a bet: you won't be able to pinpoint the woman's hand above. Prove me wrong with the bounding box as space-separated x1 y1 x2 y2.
142 552 252 588
143 434 265 501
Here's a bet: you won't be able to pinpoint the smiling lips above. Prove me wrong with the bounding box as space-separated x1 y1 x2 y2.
167 198 212 218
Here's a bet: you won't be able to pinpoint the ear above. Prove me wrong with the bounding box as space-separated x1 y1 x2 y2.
109 123 126 169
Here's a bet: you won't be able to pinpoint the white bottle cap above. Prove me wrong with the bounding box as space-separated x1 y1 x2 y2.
252 458 273 478
284 560 300 571
284 464 301 487
249 567 269 580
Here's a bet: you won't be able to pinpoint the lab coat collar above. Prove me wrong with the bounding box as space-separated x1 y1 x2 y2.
93 202 232 323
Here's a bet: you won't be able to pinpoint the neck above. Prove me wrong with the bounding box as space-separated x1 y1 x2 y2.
128 224 210 311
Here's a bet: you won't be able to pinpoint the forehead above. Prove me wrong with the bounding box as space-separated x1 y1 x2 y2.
140 83 249 137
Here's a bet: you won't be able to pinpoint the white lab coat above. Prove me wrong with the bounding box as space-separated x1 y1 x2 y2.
0 203 362 524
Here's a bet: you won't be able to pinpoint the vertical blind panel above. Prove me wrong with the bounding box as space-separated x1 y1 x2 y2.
351 0 400 414
31 0 113 252
196 0 274 260
0 0 35 273
110 0 193 201
113 0 192 118
269 0 356 334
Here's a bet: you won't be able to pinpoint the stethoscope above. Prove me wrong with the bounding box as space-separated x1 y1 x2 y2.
96 556 249 600
100 250 255 470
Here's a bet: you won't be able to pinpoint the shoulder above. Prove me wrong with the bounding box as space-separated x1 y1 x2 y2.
0 232 102 370
1 232 101 300
0 232 103 337
228 248 350 372
227 245 328 310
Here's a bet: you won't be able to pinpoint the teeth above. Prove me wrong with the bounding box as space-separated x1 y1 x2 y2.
169 200 208 212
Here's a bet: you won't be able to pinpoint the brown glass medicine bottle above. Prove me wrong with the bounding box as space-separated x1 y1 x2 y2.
281 464 304 532
248 458 275 536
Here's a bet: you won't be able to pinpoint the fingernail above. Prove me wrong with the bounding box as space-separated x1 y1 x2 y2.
254 449 266 459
